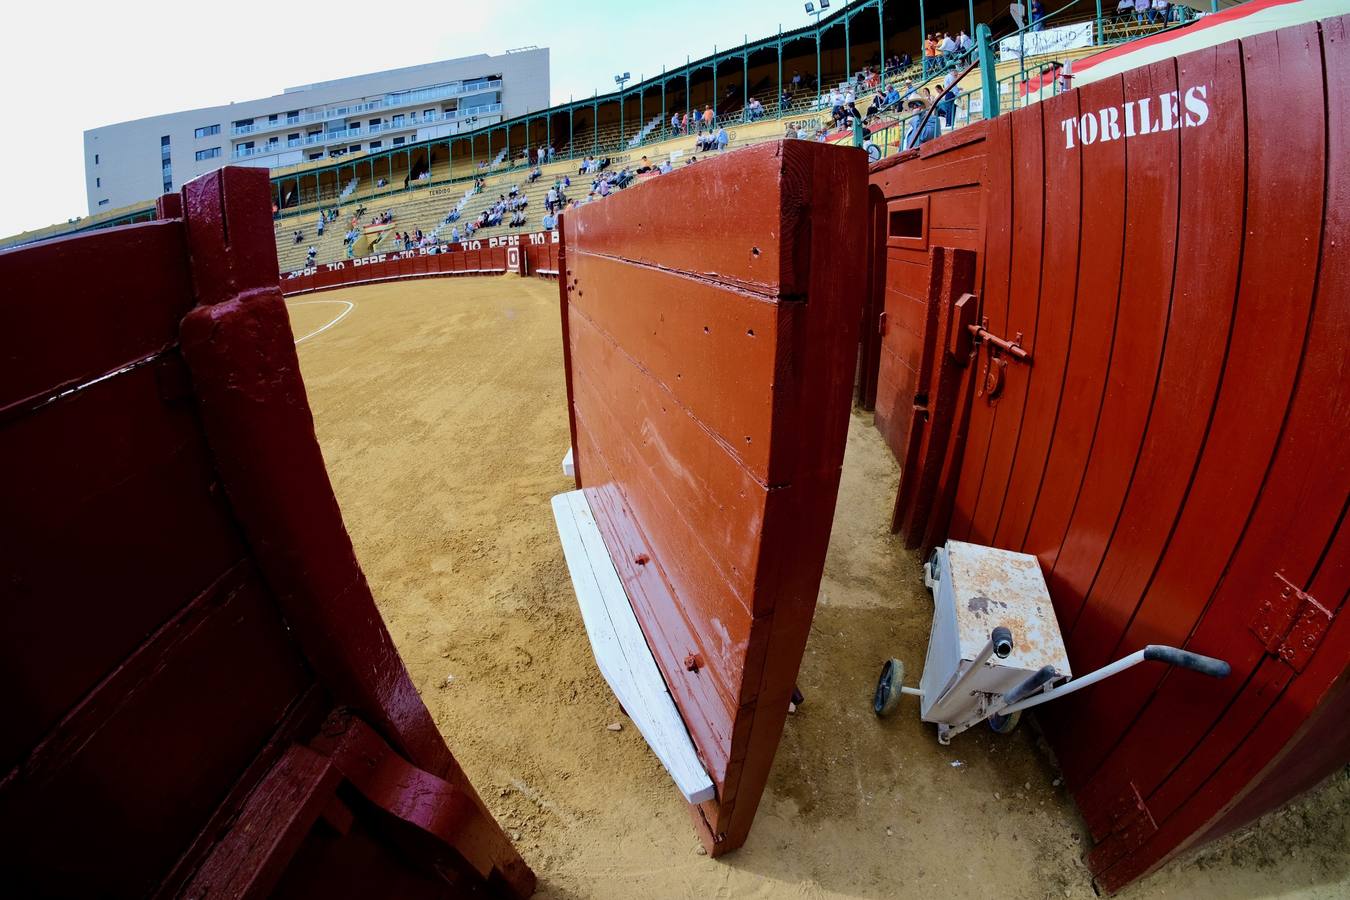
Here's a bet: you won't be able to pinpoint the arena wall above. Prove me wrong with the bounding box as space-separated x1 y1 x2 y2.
871 15 1350 893
0 166 534 897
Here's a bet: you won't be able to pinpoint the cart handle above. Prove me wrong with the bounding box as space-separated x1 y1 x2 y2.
1143 645 1231 678
997 644 1232 716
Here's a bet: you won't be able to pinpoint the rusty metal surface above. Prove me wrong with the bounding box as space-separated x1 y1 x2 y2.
869 13 1350 893
945 541 1071 676
561 140 866 854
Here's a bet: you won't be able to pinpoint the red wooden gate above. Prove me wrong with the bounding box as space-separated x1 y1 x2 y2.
0 167 534 897
875 14 1350 893
559 141 866 854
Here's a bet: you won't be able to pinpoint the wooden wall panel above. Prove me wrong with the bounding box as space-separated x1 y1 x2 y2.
1 167 533 898
869 127 990 464
870 13 1350 892
562 141 866 854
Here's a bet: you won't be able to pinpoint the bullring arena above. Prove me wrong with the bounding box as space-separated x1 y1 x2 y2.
3 1 1349 897
280 273 1348 898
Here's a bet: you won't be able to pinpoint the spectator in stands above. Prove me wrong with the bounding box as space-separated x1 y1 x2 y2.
785 122 797 140
924 34 939 74
715 127 729 151
636 156 653 174
317 217 325 237
1150 0 1170 23
865 90 886 119
937 85 960 128
957 30 974 56
659 159 673 174
747 98 765 120
939 33 958 67
671 112 681 134
701 105 715 131
903 99 940 149
1031 0 1046 30
306 245 317 263
543 211 557 230
1115 0 1134 19
450 225 461 242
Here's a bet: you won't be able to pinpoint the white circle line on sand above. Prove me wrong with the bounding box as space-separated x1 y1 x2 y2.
288 299 355 345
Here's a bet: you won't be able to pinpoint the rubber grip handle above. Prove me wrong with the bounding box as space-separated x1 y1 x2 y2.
991 626 1014 659
1003 665 1058 706
1144 645 1231 678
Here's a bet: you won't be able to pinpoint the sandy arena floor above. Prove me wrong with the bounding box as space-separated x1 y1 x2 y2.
287 277 1349 899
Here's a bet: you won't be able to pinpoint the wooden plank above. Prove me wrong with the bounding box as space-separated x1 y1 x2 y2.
568 141 812 296
0 221 192 416
1064 42 1245 679
948 113 1013 541
567 252 781 479
1058 22 1328 798
965 99 1046 544
0 564 314 897
0 358 247 774
551 490 717 804
1049 58 1182 638
1018 73 1127 586
182 744 342 900
990 86 1082 550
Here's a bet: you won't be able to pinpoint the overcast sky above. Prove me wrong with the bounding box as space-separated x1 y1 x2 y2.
0 0 830 237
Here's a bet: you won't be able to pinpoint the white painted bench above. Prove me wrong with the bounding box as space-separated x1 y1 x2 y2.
550 489 717 804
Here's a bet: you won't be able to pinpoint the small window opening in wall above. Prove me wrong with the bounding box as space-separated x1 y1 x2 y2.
889 207 924 239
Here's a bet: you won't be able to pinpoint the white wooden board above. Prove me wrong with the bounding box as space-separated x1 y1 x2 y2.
550 489 716 804
561 446 575 478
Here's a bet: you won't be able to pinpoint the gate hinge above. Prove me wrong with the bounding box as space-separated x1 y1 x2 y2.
1086 781 1157 875
1250 573 1334 673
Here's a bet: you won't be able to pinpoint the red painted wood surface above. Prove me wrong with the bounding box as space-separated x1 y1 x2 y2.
875 13 1350 893
0 166 534 898
560 141 866 853
868 128 988 466
281 244 512 295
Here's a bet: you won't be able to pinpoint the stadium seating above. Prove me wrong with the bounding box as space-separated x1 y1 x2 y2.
267 44 1100 271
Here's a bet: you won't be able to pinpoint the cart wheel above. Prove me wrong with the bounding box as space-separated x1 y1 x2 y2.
988 710 1022 734
873 658 906 718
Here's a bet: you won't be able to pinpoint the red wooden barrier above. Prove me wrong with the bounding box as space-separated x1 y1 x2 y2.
0 166 534 897
279 237 543 296
871 13 1350 893
560 141 867 854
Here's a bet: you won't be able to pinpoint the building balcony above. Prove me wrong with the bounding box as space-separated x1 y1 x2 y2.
231 103 503 159
231 79 502 135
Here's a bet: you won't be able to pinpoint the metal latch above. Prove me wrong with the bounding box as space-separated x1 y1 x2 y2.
969 317 1031 402
968 317 1032 363
1251 573 1334 673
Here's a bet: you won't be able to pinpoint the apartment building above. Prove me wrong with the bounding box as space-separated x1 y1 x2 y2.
83 48 549 212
